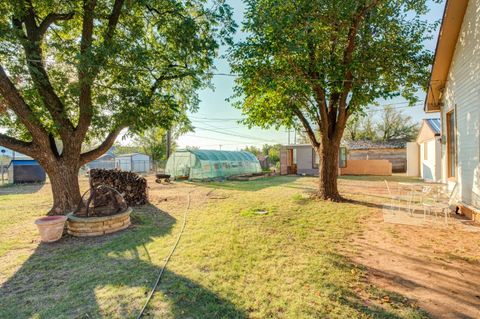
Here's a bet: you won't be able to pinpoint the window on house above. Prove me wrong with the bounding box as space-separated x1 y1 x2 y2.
312 149 319 169
446 110 456 178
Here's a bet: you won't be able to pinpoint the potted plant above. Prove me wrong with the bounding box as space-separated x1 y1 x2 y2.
35 215 67 242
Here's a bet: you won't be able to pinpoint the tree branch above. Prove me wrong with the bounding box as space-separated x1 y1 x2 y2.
0 133 36 157
13 5 75 135
105 0 126 42
79 125 126 165
336 0 379 140
0 64 48 141
76 0 97 139
293 109 320 149
37 12 75 40
76 0 125 137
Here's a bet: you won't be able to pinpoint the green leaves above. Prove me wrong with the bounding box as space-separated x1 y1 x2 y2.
0 0 235 142
229 0 435 133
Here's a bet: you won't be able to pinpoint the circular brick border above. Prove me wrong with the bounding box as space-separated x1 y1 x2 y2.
66 207 132 237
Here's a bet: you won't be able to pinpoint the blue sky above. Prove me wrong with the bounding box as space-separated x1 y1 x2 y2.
0 0 446 156
177 0 446 150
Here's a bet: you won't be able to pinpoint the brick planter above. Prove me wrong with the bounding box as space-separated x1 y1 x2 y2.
66 208 132 237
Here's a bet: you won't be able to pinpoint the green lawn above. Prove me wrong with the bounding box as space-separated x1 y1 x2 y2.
0 176 427 318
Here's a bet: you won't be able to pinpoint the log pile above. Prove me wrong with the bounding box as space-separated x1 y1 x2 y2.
89 169 148 206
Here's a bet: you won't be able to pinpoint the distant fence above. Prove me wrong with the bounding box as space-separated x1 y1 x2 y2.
339 159 392 176
348 148 406 173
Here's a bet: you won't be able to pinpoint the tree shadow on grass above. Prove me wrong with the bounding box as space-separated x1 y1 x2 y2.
316 252 431 319
339 175 423 183
0 204 246 319
187 175 300 192
0 182 45 195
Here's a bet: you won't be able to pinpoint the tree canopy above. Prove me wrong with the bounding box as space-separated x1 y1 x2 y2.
0 0 234 153
0 0 234 212
345 105 418 142
229 0 437 199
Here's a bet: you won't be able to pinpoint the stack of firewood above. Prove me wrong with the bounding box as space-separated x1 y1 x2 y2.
89 169 148 206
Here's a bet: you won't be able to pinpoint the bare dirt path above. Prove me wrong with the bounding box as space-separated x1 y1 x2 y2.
341 177 480 319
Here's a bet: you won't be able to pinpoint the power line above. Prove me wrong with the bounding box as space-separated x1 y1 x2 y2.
190 116 242 121
182 133 272 144
194 120 251 132
193 125 280 143
180 134 281 147
189 103 425 123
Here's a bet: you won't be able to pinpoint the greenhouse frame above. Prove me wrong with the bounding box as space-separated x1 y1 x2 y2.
165 149 262 180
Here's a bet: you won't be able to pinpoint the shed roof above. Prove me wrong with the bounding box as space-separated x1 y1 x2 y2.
8 159 40 167
116 153 148 158
425 118 441 134
417 118 441 143
345 139 407 150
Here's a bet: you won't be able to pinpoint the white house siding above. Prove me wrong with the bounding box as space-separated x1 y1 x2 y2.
441 0 480 208
420 138 441 182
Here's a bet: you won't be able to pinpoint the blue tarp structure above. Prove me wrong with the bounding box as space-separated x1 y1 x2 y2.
8 159 46 183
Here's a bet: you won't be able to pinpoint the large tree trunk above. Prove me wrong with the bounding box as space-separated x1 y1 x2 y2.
44 160 82 215
316 140 342 201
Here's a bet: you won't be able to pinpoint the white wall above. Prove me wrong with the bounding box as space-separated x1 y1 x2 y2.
419 138 441 182
406 142 419 177
440 0 480 207
116 154 150 173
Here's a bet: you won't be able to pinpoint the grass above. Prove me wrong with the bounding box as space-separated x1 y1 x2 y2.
0 176 428 318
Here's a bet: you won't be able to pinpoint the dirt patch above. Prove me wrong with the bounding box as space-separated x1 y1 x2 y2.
344 179 480 319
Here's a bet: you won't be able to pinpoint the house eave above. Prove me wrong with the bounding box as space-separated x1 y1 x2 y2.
424 0 469 112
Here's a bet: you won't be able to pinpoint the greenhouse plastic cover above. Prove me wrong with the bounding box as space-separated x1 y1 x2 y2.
165 149 262 180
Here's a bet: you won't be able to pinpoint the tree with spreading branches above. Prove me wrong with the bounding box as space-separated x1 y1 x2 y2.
377 105 418 141
0 0 234 213
230 0 437 200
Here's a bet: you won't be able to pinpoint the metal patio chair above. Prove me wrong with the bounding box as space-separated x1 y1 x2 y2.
384 180 413 215
422 183 458 225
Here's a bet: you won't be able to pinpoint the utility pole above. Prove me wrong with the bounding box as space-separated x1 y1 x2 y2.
166 130 172 158
287 129 291 145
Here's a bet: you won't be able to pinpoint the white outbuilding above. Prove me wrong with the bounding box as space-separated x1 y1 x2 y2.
416 119 442 182
115 153 150 173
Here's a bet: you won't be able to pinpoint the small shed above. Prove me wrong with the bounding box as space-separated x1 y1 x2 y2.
165 149 261 180
280 144 347 176
86 152 116 170
416 118 441 182
8 159 46 183
115 153 150 173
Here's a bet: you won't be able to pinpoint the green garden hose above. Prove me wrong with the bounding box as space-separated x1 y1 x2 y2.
136 191 192 319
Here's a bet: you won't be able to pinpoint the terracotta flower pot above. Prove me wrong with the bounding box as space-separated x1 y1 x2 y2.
35 215 67 243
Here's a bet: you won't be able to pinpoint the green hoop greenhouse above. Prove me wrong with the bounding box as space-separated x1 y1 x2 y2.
165 149 262 180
